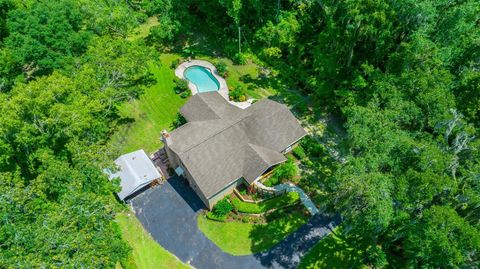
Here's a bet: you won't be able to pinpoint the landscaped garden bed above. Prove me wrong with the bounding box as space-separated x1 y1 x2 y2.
262 155 299 187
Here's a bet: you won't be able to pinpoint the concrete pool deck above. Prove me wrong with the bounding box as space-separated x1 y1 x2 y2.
175 60 229 100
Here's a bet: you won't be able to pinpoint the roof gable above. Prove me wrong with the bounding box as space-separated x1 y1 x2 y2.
167 92 306 198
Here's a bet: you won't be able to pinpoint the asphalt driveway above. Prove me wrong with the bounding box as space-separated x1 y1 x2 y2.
130 176 340 269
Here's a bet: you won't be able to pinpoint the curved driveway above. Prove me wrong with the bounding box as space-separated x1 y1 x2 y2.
130 177 340 269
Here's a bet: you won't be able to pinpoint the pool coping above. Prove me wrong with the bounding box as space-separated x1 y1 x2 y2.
175 60 229 100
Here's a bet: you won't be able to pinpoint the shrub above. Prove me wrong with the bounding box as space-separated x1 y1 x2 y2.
206 211 226 222
292 145 307 160
180 90 191 99
212 198 233 217
300 136 326 158
174 77 189 93
229 85 247 102
233 53 247 65
170 58 182 69
263 176 280 187
241 216 252 223
171 113 186 129
215 60 228 77
264 157 298 187
262 47 282 58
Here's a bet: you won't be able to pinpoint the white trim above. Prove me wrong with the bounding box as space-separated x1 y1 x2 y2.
281 133 307 153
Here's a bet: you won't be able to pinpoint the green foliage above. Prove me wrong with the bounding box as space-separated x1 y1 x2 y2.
233 52 247 65
206 211 227 222
0 73 129 266
212 197 233 217
229 85 247 101
0 11 151 268
170 57 183 69
146 16 180 46
404 206 480 268
171 113 186 129
174 77 189 93
0 0 12 41
292 145 306 160
264 157 298 187
215 60 229 77
300 136 326 158
1 0 480 267
180 90 191 99
231 192 300 214
4 0 92 78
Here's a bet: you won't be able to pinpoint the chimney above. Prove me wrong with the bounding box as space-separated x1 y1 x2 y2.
161 129 172 145
161 129 170 138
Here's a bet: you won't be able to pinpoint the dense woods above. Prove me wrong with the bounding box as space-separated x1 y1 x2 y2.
0 0 478 268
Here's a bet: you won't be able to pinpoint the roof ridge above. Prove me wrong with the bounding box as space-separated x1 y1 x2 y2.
198 93 222 119
180 112 252 153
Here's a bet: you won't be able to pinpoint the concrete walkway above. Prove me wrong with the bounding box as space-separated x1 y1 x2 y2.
254 181 320 215
131 177 339 269
273 184 320 215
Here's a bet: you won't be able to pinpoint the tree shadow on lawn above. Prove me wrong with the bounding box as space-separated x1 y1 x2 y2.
298 228 365 269
249 207 309 254
250 208 341 269
240 72 310 111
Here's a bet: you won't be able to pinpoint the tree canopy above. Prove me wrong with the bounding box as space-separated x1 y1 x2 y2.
1 0 479 267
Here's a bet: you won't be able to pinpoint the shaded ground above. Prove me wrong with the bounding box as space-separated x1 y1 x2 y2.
130 177 339 269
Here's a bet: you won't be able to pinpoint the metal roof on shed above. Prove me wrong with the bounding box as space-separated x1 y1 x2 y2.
106 149 160 200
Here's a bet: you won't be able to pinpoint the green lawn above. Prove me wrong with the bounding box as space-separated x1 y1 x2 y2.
128 16 159 41
197 210 308 256
110 54 186 155
299 228 365 269
116 212 190 269
196 56 276 99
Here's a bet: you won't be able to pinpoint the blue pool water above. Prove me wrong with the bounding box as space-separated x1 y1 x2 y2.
184 66 220 93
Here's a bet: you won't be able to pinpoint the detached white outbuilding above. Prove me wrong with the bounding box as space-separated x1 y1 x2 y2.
106 149 161 201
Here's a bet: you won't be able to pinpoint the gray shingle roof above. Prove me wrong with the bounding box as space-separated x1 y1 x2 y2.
167 92 306 198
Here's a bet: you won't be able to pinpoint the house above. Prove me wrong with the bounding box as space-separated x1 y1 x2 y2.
106 149 161 201
162 92 306 209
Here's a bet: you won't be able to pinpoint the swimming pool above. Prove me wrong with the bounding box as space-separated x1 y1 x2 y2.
184 66 220 93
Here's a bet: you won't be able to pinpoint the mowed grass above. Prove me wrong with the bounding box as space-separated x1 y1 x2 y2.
116 212 190 269
196 56 276 99
128 16 159 41
197 210 308 256
299 228 365 269
110 54 186 155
